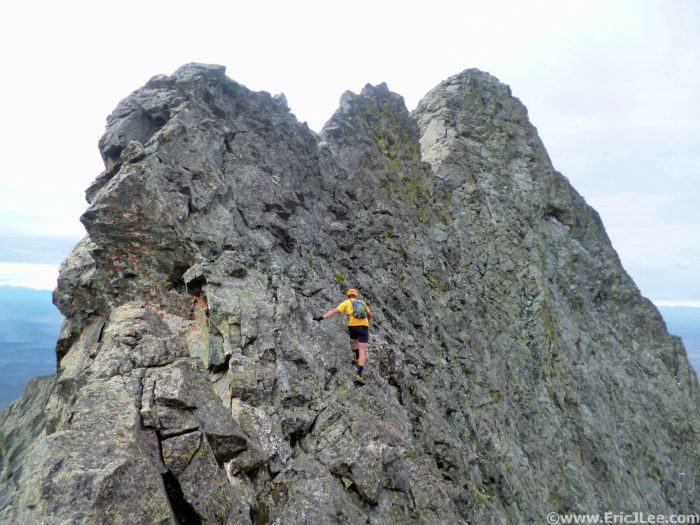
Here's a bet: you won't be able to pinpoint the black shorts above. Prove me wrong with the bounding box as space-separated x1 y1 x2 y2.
348 325 369 343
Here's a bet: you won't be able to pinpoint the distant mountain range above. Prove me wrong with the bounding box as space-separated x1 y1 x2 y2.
0 287 697 410
0 286 62 409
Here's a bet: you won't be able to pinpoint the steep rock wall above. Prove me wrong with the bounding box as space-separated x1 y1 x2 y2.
0 64 697 524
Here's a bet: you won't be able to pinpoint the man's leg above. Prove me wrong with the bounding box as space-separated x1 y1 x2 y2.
357 342 367 368
349 328 359 362
355 327 368 384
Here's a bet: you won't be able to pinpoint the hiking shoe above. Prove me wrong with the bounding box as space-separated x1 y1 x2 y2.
354 374 366 386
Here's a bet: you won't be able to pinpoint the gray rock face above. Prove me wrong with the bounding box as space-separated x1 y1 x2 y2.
1 64 698 524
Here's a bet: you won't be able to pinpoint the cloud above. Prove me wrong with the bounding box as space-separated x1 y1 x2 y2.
654 300 700 308
0 234 80 265
586 192 700 301
0 264 59 291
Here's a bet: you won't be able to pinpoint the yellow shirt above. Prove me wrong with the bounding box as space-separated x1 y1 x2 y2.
336 299 371 327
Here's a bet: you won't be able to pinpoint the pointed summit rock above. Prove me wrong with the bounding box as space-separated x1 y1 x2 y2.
412 68 699 518
1 64 697 524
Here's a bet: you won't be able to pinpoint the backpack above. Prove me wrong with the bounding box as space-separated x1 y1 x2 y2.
351 299 367 319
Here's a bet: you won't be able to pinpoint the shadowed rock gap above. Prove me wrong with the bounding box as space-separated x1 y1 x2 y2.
162 471 202 524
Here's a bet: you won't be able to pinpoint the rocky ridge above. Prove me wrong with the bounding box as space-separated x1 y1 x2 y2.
0 63 697 524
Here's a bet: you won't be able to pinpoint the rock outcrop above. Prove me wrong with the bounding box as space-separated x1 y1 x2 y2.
1 63 698 524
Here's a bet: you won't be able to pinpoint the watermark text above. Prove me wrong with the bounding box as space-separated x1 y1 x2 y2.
546 512 700 525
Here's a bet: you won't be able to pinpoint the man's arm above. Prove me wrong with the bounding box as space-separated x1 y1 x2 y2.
314 308 340 322
323 308 340 319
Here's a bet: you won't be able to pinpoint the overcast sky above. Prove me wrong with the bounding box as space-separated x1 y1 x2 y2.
0 0 698 305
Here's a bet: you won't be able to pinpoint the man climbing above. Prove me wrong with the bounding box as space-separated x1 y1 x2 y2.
314 288 372 385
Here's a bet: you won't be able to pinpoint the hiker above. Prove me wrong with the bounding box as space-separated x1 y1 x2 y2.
314 288 372 385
